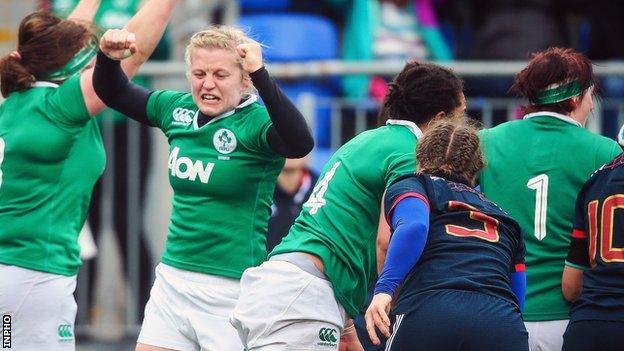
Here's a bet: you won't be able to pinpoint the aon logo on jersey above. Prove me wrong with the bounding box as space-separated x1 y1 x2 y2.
168 147 214 183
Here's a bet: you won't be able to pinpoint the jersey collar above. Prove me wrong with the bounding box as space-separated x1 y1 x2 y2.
192 94 258 130
31 81 60 88
385 119 424 139
523 111 582 127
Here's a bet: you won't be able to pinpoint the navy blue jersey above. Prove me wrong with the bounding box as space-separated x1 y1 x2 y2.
384 173 526 314
566 153 624 322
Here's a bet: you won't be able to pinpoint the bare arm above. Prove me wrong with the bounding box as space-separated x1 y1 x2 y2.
80 0 177 116
376 195 390 274
67 0 101 22
562 265 583 302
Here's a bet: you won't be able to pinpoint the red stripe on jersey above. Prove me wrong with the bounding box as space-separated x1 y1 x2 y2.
515 263 526 272
572 229 586 239
386 192 430 225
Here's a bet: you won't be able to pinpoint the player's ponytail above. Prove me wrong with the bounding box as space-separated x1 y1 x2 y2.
1 12 94 97
0 53 35 97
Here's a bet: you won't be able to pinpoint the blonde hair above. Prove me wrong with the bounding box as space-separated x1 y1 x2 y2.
184 25 255 69
416 118 485 184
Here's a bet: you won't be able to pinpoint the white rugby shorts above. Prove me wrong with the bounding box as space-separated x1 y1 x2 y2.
230 259 347 351
137 263 243 350
0 264 77 351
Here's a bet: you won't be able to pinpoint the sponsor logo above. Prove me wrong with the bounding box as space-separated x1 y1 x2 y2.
168 146 215 184
3 315 10 348
172 107 195 125
213 129 237 154
57 324 73 342
317 327 338 347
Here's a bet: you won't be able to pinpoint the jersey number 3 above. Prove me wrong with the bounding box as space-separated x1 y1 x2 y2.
445 201 500 242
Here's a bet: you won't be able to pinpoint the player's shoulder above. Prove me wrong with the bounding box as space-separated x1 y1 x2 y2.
478 119 524 140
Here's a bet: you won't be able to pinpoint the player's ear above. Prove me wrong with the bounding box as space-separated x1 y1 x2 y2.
570 96 580 109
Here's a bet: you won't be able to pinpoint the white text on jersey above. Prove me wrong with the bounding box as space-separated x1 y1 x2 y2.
168 147 214 183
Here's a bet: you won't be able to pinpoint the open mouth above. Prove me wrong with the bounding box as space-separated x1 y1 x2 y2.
202 94 220 102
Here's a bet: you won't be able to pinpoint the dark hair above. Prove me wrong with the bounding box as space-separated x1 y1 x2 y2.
0 12 94 97
416 118 485 185
380 61 464 125
511 47 597 115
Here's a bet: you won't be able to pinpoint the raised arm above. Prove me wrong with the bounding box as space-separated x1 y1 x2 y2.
80 0 177 116
237 42 315 158
67 0 101 22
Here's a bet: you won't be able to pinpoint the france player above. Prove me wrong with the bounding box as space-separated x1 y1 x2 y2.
562 153 624 351
366 119 528 351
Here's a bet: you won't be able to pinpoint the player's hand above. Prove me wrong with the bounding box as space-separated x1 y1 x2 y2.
338 326 364 351
236 41 263 74
99 28 137 61
365 293 392 345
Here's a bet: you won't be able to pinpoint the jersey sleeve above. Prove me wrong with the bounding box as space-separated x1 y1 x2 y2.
146 90 188 130
46 74 90 128
566 185 591 269
384 175 430 225
513 233 527 271
241 104 278 155
385 150 417 186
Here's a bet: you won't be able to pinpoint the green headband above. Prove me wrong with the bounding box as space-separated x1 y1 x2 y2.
40 36 98 81
532 80 584 105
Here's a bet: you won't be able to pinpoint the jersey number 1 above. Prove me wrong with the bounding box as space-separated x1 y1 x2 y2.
527 174 549 240
0 138 4 190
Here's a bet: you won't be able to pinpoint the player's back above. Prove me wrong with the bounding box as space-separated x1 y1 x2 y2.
571 153 624 322
272 121 419 318
479 114 622 320
390 173 525 314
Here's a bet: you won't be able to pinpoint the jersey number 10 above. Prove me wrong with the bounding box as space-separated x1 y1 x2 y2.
587 195 624 265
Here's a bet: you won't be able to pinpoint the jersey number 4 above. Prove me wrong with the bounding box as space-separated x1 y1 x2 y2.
304 161 341 215
587 195 624 264
445 201 500 242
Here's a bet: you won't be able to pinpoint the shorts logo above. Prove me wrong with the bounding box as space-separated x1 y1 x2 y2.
172 107 195 125
57 324 73 342
317 327 337 347
213 128 237 154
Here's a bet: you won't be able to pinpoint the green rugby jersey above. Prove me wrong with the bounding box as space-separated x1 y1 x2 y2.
0 76 105 276
147 91 284 278
271 120 420 317
479 112 622 321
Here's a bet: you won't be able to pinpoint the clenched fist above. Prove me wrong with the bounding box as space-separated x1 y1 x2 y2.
236 41 264 74
100 28 137 60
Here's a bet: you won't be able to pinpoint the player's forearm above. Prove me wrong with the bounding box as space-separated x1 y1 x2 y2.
67 0 101 22
121 0 177 76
